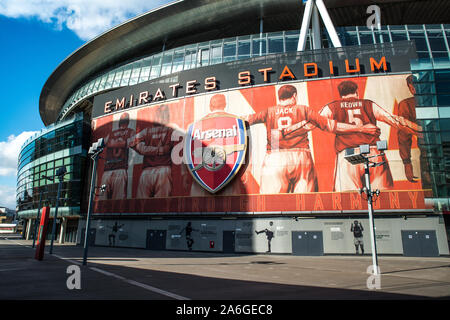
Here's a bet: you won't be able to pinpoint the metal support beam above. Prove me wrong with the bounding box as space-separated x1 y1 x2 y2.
298 0 342 52
311 3 321 50
315 0 342 48
297 0 314 51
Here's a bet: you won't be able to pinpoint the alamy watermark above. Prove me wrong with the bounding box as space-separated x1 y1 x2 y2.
367 5 381 30
366 265 381 290
66 265 81 290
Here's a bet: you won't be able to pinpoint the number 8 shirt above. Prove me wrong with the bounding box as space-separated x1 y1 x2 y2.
246 104 337 194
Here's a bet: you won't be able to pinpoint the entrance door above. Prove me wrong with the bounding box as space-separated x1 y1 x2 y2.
146 230 167 250
292 231 324 256
401 230 439 257
223 231 235 253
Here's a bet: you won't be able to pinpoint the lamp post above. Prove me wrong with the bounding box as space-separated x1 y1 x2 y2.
82 138 105 266
344 140 387 276
49 166 67 254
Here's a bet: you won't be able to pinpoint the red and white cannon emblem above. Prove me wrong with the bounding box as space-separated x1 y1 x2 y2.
184 113 247 193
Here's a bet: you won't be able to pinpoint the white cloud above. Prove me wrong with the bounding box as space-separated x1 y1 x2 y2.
0 131 38 210
0 131 38 177
0 0 172 40
0 185 17 210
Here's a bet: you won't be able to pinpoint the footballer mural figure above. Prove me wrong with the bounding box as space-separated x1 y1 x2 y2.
245 84 379 194
255 221 275 253
319 80 422 192
130 104 176 198
397 75 419 183
99 112 135 200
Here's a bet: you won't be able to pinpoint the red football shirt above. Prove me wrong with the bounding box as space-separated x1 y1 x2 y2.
104 127 135 171
247 104 336 150
137 125 174 168
325 98 380 152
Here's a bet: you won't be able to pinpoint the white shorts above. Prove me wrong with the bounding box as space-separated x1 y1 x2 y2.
98 169 128 200
354 237 364 246
260 148 317 194
137 166 172 198
334 146 394 192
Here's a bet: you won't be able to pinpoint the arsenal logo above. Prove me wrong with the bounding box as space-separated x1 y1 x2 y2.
184 113 247 193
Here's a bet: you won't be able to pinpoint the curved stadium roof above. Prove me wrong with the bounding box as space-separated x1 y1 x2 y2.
39 0 450 125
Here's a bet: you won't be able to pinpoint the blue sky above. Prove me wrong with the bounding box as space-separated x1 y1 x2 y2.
0 0 171 209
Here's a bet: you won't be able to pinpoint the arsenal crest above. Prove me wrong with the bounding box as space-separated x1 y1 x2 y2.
184 113 247 193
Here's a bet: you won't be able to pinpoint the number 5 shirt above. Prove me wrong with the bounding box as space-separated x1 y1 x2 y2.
320 97 419 153
321 98 379 153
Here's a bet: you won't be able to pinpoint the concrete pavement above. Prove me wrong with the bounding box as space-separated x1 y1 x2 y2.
1 235 449 300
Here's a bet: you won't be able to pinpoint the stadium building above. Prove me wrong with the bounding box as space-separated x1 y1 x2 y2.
17 0 450 256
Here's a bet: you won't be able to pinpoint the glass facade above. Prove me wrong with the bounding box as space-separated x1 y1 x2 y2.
412 63 450 210
16 113 90 218
58 25 450 121
54 24 450 210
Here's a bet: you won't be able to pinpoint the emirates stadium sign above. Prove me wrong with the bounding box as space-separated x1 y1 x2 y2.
90 41 433 215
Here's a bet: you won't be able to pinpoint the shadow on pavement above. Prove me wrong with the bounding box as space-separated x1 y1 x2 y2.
2 240 447 300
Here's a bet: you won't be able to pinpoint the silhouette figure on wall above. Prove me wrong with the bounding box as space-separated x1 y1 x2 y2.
108 222 124 247
255 221 275 253
350 220 364 254
180 222 198 251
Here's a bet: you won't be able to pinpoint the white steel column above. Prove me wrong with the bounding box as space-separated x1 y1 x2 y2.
311 4 321 49
315 0 342 48
298 0 342 52
298 0 314 51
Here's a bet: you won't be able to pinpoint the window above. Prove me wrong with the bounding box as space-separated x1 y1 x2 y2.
435 82 450 94
427 31 447 51
223 41 236 62
409 31 429 52
120 68 131 86
268 35 283 54
415 95 437 107
210 46 222 65
160 51 173 76
184 46 197 70
199 47 209 67
105 72 115 87
414 82 436 95
252 37 266 56
437 94 450 106
342 32 358 46
150 54 162 79
390 31 408 42
172 50 185 72
435 70 450 81
285 35 298 52
64 157 72 165
374 31 390 43
358 32 374 45
238 41 250 59
128 65 141 86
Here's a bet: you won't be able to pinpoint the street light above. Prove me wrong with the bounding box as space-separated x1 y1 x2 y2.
344 140 387 276
83 138 105 266
49 165 67 254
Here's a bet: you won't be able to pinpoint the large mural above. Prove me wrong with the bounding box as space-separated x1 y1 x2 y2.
91 73 429 214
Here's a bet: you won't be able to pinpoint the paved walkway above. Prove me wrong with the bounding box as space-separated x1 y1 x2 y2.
1 235 449 300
